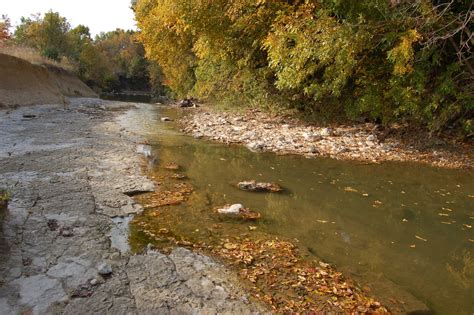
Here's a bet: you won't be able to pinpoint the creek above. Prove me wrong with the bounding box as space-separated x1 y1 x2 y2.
120 104 474 314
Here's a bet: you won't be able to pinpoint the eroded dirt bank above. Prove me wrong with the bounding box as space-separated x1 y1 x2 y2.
180 107 473 169
0 54 97 108
0 98 265 314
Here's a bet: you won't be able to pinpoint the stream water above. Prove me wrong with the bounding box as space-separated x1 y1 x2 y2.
121 104 474 314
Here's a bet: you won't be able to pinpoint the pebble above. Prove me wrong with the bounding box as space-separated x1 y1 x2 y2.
97 262 113 275
180 109 471 169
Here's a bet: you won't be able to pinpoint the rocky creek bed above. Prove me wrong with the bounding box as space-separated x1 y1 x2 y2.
180 107 473 169
0 98 266 314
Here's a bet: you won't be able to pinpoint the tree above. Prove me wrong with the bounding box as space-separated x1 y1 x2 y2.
14 11 71 61
94 29 150 91
135 0 473 134
67 25 91 61
0 15 11 43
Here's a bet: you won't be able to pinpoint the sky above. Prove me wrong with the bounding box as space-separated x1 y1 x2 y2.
2 0 137 36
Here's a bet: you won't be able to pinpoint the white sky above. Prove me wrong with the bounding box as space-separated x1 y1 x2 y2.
2 0 137 36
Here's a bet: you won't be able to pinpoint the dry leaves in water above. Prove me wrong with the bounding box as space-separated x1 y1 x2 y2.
212 237 387 313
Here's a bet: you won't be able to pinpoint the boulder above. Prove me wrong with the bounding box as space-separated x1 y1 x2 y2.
178 98 197 108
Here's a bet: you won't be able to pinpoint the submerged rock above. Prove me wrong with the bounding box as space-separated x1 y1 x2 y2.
136 144 152 158
171 173 187 180
164 162 180 170
237 180 282 193
245 141 264 152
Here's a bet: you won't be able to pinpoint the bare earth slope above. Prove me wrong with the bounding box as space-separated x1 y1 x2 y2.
0 54 97 107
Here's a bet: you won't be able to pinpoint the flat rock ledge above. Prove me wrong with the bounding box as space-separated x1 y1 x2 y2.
180 108 472 169
0 98 265 315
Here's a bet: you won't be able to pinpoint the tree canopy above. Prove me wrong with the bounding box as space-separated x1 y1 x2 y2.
135 0 473 135
8 11 160 93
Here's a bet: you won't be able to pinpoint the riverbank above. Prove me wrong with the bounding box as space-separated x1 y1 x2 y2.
0 53 97 108
0 98 265 314
180 106 473 169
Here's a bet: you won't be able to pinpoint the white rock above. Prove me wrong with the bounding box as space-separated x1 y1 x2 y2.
217 204 243 214
245 141 264 152
97 262 112 275
319 128 331 136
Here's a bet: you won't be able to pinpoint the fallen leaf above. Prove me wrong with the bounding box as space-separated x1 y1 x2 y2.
224 243 238 250
344 187 358 193
415 235 428 242
373 200 382 208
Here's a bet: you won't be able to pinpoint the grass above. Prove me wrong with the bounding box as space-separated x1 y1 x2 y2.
0 44 75 72
0 188 12 203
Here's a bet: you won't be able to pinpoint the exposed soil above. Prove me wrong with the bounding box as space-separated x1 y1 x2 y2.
0 54 97 108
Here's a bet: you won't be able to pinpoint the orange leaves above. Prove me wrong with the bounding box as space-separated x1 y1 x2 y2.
212 237 387 313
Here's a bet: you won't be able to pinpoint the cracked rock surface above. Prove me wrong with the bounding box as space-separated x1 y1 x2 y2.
0 98 265 315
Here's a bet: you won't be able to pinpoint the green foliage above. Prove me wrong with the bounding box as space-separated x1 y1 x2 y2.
263 4 369 100
78 42 114 88
14 11 71 61
134 0 473 135
12 11 156 93
0 187 12 202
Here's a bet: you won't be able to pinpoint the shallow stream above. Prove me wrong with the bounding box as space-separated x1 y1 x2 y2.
122 104 473 314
